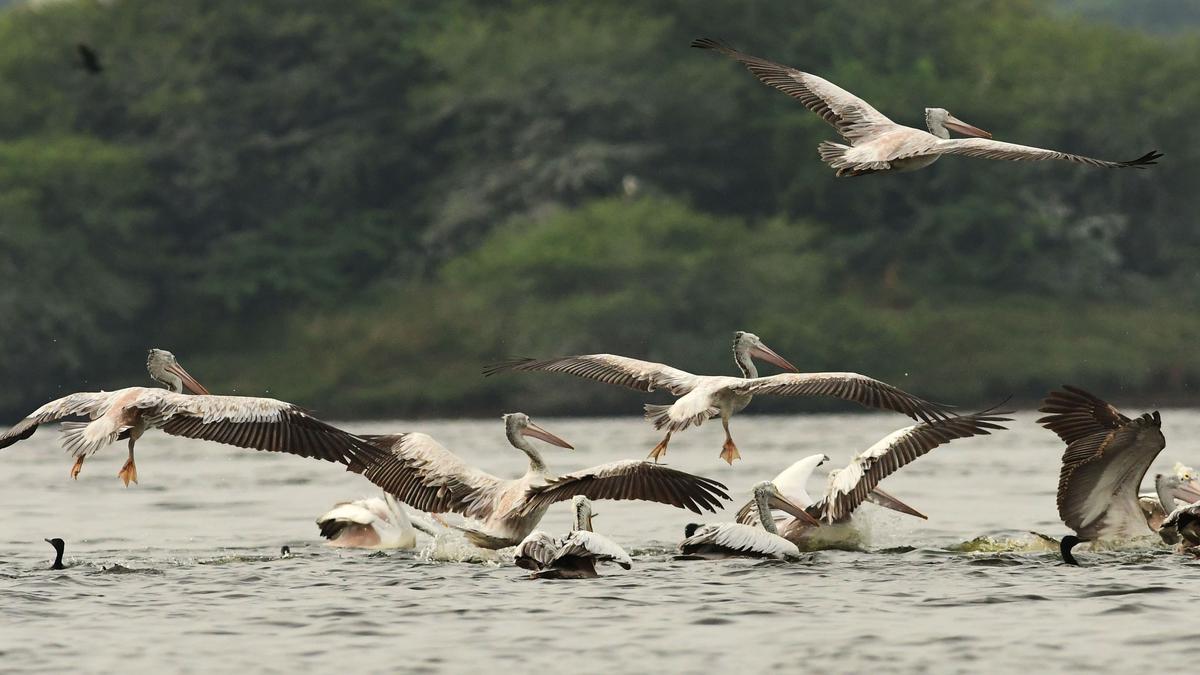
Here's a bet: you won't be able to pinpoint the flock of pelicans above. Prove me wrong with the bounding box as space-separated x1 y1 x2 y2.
18 38 1179 576
8 341 1200 578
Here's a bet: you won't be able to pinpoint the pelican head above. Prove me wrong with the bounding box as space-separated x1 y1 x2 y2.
572 495 596 532
924 108 991 140
751 480 820 527
502 413 574 450
732 331 798 375
1155 466 1200 510
146 349 210 395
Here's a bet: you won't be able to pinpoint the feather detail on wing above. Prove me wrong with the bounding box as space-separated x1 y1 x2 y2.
0 390 134 450
934 139 1160 169
691 37 895 142
517 459 729 516
553 530 632 569
731 372 952 422
484 354 698 395
679 522 799 558
359 433 506 520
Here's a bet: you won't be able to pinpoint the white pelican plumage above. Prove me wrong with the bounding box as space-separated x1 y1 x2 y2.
0 349 386 485
486 331 950 464
359 413 730 549
1159 502 1200 552
316 494 439 550
735 410 1010 544
692 38 1161 177
514 496 632 579
678 481 816 560
1038 386 1191 564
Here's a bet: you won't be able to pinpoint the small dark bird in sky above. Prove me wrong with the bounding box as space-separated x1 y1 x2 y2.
45 537 67 570
76 43 102 74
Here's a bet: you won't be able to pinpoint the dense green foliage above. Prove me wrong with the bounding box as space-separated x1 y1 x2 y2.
1 0 1198 418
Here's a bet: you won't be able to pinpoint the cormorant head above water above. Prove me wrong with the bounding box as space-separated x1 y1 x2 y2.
44 538 66 570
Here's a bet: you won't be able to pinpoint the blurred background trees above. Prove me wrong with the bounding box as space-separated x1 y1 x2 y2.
0 0 1197 417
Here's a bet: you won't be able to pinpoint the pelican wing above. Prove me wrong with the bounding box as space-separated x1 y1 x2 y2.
1039 387 1165 538
142 392 387 471
514 531 559 571
0 390 133 450
316 501 381 527
822 410 1011 523
554 530 632 570
1037 385 1131 445
359 432 506 520
692 38 895 142
934 138 1160 169
484 354 699 396
680 522 799 558
517 460 729 516
731 372 952 422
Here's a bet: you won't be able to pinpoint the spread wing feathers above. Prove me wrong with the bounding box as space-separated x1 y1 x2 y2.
0 390 132 450
553 530 632 570
680 522 799 558
1037 385 1132 446
484 354 698 396
517 460 730 516
822 410 1011 523
359 433 506 519
934 138 1161 169
1162 503 1200 533
146 393 386 471
1054 414 1164 538
691 38 895 142
732 372 952 422
514 531 559 571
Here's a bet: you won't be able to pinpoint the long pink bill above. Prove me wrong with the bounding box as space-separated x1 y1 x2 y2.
770 493 821 527
866 487 927 520
944 117 992 139
168 363 211 395
750 343 799 373
522 422 574 449
1173 478 1200 504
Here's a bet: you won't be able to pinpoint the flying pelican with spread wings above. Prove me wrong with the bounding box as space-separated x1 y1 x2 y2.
486 331 950 464
692 38 1160 177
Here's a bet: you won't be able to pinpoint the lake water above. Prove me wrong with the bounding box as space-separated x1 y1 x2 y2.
2 410 1198 673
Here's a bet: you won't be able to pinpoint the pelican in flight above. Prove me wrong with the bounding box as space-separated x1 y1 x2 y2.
1039 386 1200 565
678 481 816 559
485 331 950 464
692 38 1161 177
514 496 632 579
359 413 730 549
316 494 439 550
0 349 386 485
735 410 1011 545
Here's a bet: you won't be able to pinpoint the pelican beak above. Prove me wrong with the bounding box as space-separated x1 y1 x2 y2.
1172 478 1200 504
943 115 992 139
522 422 574 449
749 343 799 373
866 487 928 520
769 491 821 527
167 362 211 395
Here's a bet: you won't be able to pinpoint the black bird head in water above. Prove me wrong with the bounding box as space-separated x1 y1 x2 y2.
1060 535 1083 566
44 538 66 570
683 523 703 538
280 545 292 559
76 43 102 74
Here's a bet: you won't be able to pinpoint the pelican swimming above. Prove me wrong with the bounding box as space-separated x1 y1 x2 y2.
316 494 439 550
514 496 632 579
45 537 66 570
1137 464 1200 537
0 349 386 485
735 410 1011 545
485 331 950 464
1159 502 1200 553
691 38 1161 177
360 413 730 549
678 481 816 560
1039 386 1191 565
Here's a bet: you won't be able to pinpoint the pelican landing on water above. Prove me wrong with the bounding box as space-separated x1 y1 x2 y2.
359 413 730 549
1039 386 1200 565
486 331 950 464
0 349 387 486
735 410 1011 546
691 38 1161 177
316 494 439 550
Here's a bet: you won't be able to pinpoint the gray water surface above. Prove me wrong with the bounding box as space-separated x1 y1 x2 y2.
2 411 1198 673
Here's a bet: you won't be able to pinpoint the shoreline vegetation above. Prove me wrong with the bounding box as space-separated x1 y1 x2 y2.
2 1 1199 419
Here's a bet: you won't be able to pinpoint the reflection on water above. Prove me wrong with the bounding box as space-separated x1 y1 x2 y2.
2 411 1199 671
